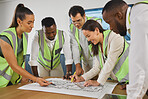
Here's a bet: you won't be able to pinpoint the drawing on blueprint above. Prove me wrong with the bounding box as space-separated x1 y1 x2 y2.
46 79 105 92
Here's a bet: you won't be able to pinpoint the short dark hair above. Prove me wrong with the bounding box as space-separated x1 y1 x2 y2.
9 3 34 28
68 5 85 17
41 17 56 27
82 20 105 56
102 0 127 14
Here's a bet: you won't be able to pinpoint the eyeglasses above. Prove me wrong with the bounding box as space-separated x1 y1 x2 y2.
72 19 83 24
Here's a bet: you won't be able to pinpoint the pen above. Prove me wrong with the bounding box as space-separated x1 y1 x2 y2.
71 71 76 82
50 83 56 86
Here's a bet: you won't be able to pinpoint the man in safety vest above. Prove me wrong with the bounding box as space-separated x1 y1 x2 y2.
29 17 73 77
102 0 148 99
63 5 102 79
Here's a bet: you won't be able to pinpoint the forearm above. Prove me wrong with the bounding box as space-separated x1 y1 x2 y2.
0 39 37 82
66 64 72 73
31 66 39 77
82 64 100 81
11 64 37 82
75 63 81 69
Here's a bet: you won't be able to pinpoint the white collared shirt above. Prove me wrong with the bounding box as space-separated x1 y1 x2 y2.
126 4 148 99
126 7 131 34
29 29 73 66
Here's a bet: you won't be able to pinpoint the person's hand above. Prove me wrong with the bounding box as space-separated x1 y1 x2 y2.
63 71 72 80
21 76 29 84
70 75 85 82
36 77 51 87
84 80 100 87
119 82 127 90
120 84 126 90
75 64 84 76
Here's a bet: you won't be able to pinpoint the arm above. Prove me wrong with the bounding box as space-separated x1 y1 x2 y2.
69 30 81 64
31 66 39 77
69 31 83 75
29 32 39 77
97 32 124 85
0 39 50 86
72 56 100 83
128 4 148 98
82 56 100 80
62 31 73 65
62 31 73 79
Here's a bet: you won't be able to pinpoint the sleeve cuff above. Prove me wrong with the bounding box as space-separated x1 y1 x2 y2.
74 59 80 65
65 59 73 65
82 74 88 81
28 60 38 66
81 73 93 81
97 77 106 85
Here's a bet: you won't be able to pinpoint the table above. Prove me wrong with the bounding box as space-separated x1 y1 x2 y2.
0 79 127 99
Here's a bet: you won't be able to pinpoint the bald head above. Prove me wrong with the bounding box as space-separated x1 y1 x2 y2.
102 0 128 15
102 0 128 36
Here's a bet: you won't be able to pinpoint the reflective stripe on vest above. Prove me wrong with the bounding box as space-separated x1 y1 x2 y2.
96 30 129 82
0 28 28 87
128 1 148 32
70 16 102 58
0 66 11 80
3 30 17 54
37 29 64 70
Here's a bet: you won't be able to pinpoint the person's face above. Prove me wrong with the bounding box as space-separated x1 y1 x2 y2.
43 24 56 40
103 10 127 36
83 28 101 45
70 13 85 29
19 14 35 33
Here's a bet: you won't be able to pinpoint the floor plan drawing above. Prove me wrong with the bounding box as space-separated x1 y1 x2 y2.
47 79 104 92
18 78 117 99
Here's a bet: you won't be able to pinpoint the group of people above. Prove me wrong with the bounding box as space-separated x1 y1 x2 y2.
0 0 147 99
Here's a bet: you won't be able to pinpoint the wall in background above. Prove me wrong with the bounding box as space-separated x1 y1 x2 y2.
0 0 141 54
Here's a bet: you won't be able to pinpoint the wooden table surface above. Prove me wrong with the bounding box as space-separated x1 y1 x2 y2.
0 79 126 99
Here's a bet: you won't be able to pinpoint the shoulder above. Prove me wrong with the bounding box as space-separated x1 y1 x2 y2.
0 27 17 40
109 31 123 40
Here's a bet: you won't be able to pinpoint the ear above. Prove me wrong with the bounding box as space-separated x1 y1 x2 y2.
115 12 123 20
17 18 22 26
95 27 100 35
83 14 86 19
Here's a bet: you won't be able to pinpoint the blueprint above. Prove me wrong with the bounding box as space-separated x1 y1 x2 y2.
18 78 117 99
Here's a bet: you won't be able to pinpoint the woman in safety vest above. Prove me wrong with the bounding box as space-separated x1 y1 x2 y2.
0 4 50 88
71 20 129 89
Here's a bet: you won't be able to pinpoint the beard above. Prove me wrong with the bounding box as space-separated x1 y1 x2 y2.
115 19 127 36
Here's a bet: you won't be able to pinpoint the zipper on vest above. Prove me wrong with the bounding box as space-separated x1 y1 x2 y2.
51 54 53 70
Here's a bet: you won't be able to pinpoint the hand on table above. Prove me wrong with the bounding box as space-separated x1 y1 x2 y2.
36 77 51 87
63 72 72 80
84 80 100 87
70 74 85 82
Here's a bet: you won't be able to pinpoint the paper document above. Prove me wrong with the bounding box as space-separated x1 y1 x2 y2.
18 78 117 99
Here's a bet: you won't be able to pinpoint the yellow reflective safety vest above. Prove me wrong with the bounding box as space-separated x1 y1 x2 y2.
70 16 102 59
96 30 129 83
0 27 28 88
37 29 64 70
